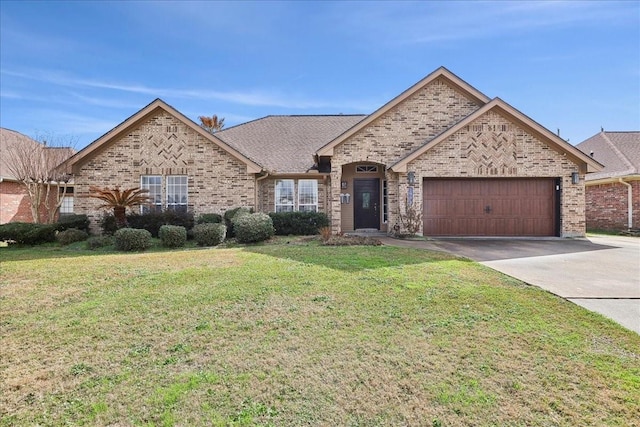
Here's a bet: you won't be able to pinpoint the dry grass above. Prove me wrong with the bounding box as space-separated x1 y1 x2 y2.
1 242 639 426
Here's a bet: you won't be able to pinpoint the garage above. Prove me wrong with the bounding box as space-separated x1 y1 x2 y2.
423 178 559 236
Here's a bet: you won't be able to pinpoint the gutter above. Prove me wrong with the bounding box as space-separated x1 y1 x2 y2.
619 178 633 230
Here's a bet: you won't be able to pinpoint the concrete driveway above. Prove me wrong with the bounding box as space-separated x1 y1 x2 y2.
381 235 640 334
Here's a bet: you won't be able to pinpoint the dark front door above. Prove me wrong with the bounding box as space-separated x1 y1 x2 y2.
354 178 380 230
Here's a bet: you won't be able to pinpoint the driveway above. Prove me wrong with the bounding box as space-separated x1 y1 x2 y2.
381 235 640 334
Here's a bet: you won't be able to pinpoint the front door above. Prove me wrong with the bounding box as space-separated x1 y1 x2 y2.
354 178 380 230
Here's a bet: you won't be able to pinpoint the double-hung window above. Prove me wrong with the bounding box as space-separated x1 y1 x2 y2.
298 180 318 212
141 175 162 213
166 176 188 212
275 179 295 212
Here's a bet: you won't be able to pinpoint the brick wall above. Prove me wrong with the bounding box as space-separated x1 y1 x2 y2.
585 180 640 231
330 77 481 233
0 181 61 224
327 77 586 236
73 110 256 231
406 111 584 237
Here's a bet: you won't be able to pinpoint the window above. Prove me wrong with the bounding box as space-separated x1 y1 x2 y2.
356 165 378 173
166 176 188 212
298 180 318 212
382 180 388 223
141 175 162 213
275 179 295 212
59 187 74 216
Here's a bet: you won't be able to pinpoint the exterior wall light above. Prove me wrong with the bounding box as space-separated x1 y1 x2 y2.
407 171 416 185
571 172 579 185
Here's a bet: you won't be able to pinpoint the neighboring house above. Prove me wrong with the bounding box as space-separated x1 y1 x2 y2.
62 67 601 237
576 131 640 231
0 128 75 224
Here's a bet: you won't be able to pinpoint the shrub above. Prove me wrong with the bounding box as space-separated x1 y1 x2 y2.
86 236 113 250
234 213 275 244
224 207 252 237
192 223 226 247
56 228 89 245
196 213 223 224
127 210 195 237
269 211 330 236
158 225 187 248
100 213 119 236
0 222 57 245
57 214 91 233
114 228 153 252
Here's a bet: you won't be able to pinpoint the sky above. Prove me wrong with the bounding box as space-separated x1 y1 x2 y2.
1 0 639 149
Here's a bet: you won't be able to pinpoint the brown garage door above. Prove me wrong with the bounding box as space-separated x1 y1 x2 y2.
423 178 558 236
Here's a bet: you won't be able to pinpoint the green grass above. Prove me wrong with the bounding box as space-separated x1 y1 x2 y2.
1 240 639 426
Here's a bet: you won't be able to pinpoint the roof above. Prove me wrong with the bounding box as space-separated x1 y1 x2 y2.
216 115 366 174
62 99 262 174
317 66 490 157
576 131 640 181
390 98 603 174
0 128 42 181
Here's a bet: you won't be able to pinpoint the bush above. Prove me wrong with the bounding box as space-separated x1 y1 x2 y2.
224 207 253 237
86 236 113 250
114 228 153 252
234 213 275 244
57 214 91 233
158 225 187 248
56 228 89 245
269 211 330 236
0 222 57 245
127 210 195 237
197 213 223 224
100 213 119 236
192 223 226 247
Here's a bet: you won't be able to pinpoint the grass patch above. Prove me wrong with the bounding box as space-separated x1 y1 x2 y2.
1 240 638 425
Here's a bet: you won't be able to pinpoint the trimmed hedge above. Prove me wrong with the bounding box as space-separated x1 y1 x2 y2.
114 228 153 252
127 210 195 237
159 225 187 248
57 214 91 233
269 211 330 236
196 213 223 224
192 223 226 247
56 228 89 245
224 207 252 238
0 222 57 245
234 213 275 244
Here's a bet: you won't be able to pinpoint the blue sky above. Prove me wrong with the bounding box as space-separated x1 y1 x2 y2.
1 1 638 149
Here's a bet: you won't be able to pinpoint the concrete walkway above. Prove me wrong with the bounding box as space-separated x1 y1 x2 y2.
380 235 640 334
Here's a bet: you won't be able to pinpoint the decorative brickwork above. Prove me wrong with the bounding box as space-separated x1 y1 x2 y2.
585 180 640 231
73 110 256 231
330 77 481 233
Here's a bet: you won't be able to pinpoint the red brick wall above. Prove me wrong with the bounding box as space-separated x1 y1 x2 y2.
0 181 61 224
585 180 640 231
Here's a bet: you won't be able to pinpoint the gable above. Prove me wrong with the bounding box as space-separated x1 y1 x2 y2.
317 67 490 158
390 99 602 174
63 99 261 174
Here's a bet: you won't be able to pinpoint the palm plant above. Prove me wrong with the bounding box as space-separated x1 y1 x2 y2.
87 186 152 228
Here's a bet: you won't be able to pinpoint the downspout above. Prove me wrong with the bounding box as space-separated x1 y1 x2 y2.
619 178 633 230
255 172 269 212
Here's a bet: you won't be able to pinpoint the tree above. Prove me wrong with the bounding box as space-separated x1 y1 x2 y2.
86 186 152 228
3 133 75 223
198 115 225 133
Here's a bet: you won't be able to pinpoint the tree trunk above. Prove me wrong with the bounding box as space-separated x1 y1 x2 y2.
114 206 127 228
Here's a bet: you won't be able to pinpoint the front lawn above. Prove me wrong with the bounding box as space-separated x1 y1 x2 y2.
1 241 638 426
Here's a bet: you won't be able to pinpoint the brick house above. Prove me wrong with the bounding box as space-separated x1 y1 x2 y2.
63 67 601 237
576 131 639 231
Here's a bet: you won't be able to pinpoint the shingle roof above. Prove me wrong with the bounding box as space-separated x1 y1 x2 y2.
0 128 41 181
216 115 366 174
576 131 640 181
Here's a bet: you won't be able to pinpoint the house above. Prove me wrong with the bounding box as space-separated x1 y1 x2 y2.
576 131 640 231
63 67 601 237
0 128 75 224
